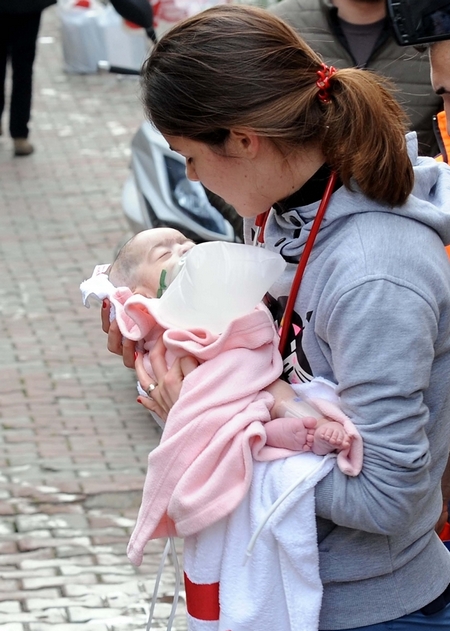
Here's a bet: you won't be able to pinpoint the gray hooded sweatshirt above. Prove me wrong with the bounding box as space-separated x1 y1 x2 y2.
254 134 450 629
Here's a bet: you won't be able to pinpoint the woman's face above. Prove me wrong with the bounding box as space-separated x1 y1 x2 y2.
164 133 326 219
164 134 280 219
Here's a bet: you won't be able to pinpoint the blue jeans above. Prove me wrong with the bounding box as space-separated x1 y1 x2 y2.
322 601 450 630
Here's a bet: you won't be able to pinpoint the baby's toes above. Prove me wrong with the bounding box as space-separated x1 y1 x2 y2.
305 433 315 446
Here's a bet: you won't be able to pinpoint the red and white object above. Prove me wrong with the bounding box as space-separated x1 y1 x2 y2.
57 0 149 73
98 4 149 72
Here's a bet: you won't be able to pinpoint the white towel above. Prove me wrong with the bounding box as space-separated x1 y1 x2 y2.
80 264 113 307
183 452 335 631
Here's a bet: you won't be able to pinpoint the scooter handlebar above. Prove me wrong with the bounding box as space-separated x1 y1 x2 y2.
98 60 141 75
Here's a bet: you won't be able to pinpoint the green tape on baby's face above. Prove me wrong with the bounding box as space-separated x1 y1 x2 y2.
157 269 168 299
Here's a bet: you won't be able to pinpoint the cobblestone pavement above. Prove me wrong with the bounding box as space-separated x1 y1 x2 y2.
0 7 187 630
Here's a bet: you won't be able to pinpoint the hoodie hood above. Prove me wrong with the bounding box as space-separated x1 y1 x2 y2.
265 133 450 260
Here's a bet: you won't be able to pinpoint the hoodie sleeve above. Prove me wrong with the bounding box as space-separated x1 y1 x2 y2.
314 275 445 535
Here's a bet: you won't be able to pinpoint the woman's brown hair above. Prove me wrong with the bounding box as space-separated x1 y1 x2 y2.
141 4 413 207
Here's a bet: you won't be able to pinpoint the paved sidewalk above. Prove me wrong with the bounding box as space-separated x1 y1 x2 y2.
0 7 186 630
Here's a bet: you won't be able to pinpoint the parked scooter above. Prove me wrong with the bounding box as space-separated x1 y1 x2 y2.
122 121 241 241
107 0 243 243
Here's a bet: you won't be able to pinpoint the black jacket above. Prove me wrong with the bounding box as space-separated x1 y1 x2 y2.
0 0 56 13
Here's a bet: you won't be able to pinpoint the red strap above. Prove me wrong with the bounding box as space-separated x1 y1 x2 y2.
184 573 220 621
254 209 270 244
278 171 338 356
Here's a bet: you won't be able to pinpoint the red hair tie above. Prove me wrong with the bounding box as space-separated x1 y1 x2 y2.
316 63 337 103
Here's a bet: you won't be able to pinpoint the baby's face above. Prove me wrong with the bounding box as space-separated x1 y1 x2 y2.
133 228 195 298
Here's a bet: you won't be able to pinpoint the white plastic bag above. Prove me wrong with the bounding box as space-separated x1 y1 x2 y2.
98 4 149 72
57 0 107 74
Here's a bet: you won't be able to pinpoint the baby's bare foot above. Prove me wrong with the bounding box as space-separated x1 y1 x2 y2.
313 421 351 455
302 427 316 452
265 416 317 451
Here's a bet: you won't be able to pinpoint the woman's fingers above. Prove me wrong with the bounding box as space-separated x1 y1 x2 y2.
179 355 199 377
106 318 123 355
158 355 200 410
105 318 136 367
148 336 169 384
135 338 199 421
142 338 200 418
157 359 183 411
122 338 137 368
137 393 167 421
135 352 168 420
134 352 150 384
101 299 111 333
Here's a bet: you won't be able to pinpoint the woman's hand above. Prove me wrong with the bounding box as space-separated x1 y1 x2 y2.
101 299 198 419
101 298 136 368
135 337 199 421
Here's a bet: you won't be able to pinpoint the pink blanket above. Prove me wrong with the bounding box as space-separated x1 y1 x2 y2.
111 292 294 566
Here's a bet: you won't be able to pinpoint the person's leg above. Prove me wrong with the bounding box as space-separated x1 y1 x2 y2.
0 13 12 134
9 11 42 141
321 600 450 630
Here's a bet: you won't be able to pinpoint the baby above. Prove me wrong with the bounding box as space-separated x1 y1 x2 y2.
83 227 359 459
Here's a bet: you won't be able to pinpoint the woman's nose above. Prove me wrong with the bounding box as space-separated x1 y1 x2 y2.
185 161 199 182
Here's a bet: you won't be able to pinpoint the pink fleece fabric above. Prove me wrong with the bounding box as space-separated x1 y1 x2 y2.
109 292 297 566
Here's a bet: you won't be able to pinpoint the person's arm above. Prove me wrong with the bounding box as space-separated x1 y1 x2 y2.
265 379 300 418
314 278 444 535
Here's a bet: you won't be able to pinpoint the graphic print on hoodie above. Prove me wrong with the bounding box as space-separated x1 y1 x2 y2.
264 292 313 384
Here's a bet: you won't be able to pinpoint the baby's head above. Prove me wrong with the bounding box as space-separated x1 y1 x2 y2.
108 228 195 298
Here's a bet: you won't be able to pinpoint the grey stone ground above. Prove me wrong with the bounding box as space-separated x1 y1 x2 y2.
0 6 187 630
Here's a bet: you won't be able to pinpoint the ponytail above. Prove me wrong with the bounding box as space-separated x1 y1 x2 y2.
319 69 413 206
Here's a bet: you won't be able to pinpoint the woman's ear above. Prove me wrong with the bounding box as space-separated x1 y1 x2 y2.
228 129 260 159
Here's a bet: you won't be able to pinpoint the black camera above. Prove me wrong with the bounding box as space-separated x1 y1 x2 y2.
387 0 450 46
